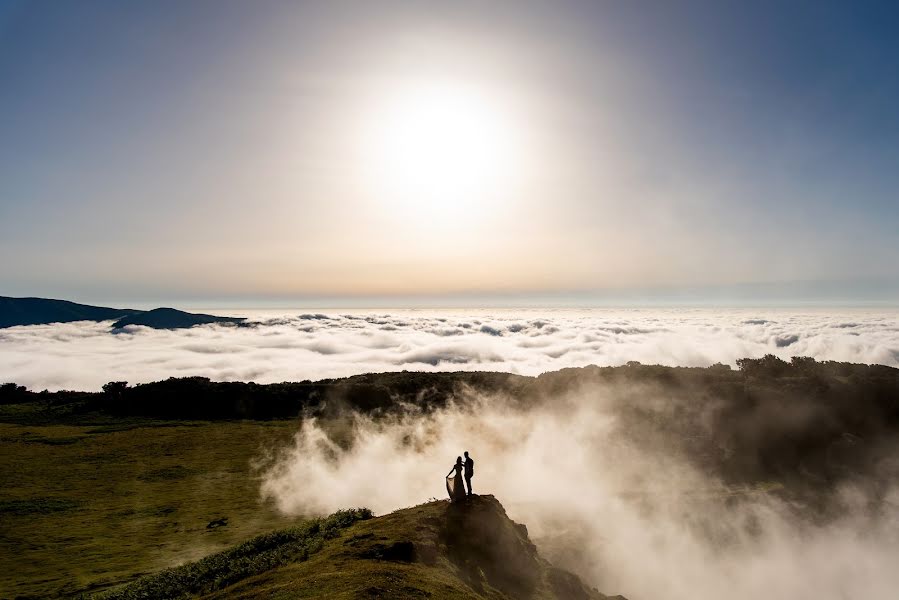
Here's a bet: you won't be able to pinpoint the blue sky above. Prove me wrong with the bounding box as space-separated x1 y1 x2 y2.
0 1 897 306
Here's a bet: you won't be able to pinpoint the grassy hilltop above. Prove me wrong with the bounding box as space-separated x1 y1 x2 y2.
102 495 622 600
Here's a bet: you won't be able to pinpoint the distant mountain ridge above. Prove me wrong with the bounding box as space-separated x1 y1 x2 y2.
0 296 244 330
112 307 245 330
0 296 139 328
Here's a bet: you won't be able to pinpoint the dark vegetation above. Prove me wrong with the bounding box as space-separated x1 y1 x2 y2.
100 508 373 600
3 356 897 502
0 296 244 329
535 357 899 507
0 372 526 421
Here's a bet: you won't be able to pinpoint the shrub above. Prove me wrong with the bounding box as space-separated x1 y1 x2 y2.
100 508 372 599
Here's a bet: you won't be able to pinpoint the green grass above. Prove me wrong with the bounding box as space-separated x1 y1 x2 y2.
0 420 301 599
94 499 494 600
99 508 373 600
0 497 84 516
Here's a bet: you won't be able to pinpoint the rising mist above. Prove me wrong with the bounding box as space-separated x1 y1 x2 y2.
259 366 899 600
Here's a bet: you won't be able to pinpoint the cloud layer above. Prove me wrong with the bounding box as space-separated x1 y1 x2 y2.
1 308 897 391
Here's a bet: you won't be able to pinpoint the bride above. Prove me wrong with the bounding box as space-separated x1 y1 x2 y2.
446 456 466 502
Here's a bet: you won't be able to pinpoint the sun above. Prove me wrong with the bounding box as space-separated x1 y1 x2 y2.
360 81 518 222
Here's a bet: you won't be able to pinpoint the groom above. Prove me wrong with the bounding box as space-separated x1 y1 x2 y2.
463 451 474 496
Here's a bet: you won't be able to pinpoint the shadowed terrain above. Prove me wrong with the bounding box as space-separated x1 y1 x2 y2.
0 296 244 329
2 358 897 598
111 307 245 330
102 495 622 600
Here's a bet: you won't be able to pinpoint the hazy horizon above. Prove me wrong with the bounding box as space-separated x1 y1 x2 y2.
6 278 899 311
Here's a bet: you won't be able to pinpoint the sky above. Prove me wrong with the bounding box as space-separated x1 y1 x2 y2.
1 0 898 306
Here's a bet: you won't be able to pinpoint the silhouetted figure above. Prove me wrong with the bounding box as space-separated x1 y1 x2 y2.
464 451 474 496
446 456 466 502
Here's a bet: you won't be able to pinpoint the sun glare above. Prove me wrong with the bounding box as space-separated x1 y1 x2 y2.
361 82 518 222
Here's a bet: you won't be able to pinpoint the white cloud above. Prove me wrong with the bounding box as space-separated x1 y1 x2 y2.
0 308 896 391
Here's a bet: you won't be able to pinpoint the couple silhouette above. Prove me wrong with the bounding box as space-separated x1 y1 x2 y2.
446 451 474 502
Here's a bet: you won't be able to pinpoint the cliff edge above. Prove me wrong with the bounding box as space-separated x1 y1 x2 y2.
102 495 625 600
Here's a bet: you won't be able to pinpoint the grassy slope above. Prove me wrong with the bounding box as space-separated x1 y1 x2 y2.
100 508 374 600
105 496 620 600
0 420 299 599
0 415 617 600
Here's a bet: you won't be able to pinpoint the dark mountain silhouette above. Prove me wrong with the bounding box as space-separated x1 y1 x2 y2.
0 296 140 328
103 495 624 600
111 307 245 330
0 296 244 330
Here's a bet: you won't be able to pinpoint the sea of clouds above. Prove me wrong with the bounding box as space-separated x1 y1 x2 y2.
1 307 897 391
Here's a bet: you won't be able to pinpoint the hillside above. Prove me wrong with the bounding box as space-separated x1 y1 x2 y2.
0 296 245 329
102 495 624 600
111 307 245 330
0 296 140 328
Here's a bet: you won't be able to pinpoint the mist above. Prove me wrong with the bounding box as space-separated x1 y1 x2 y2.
258 384 899 600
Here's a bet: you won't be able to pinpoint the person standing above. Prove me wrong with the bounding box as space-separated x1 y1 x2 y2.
463 451 474 496
447 457 465 502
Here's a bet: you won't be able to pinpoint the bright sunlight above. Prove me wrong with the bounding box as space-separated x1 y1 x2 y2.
360 81 519 222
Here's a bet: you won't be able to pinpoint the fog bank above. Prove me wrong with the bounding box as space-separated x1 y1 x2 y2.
259 388 899 600
1 308 897 391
